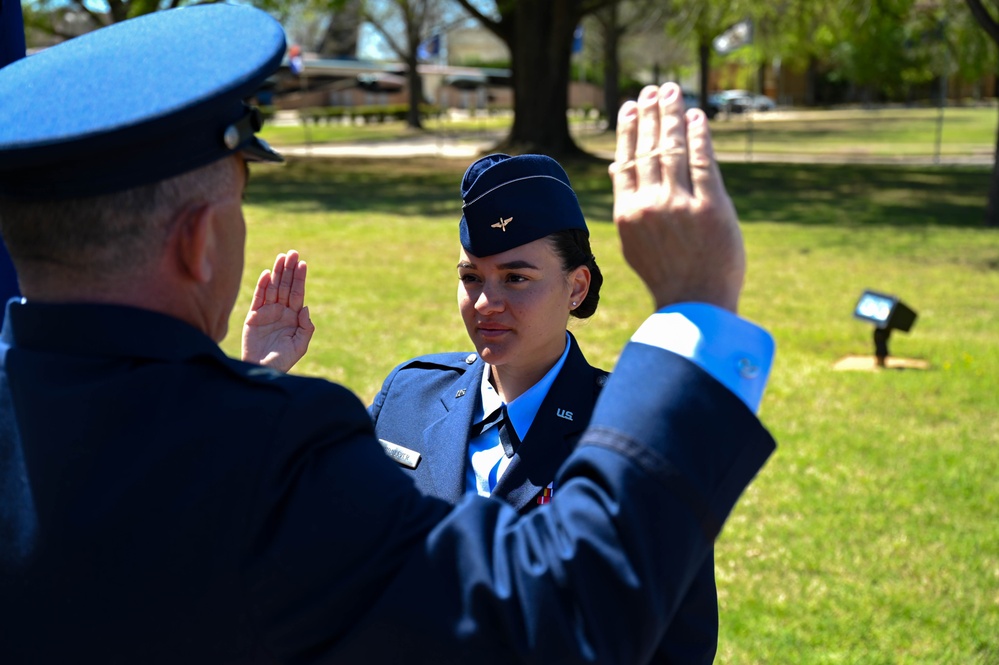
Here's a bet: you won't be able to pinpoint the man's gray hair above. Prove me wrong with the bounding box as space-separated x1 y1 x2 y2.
0 157 239 279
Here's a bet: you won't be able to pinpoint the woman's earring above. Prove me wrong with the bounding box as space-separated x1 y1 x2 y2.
571 301 578 308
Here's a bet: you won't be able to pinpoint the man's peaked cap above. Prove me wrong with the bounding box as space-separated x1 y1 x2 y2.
0 5 286 199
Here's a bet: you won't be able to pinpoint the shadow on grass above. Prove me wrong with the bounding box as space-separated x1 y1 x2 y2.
247 156 994 230
246 156 619 223
723 162 993 228
247 157 462 217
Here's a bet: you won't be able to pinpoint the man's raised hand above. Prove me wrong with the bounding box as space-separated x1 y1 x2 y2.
241 250 315 372
609 83 745 313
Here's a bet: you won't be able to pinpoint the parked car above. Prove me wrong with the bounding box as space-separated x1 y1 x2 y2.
681 90 720 119
712 90 776 113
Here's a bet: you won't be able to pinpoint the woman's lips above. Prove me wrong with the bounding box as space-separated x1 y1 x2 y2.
477 324 512 338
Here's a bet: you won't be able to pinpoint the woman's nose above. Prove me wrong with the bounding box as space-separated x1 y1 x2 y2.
475 283 504 314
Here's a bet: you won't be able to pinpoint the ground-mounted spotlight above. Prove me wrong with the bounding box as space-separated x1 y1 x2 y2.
853 290 918 367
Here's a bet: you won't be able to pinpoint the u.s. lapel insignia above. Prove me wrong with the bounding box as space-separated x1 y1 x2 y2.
536 481 554 505
379 439 422 469
491 216 512 232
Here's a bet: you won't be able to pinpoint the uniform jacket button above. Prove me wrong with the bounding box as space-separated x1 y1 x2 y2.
737 357 760 379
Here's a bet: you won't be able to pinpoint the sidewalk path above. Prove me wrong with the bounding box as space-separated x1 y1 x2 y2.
277 136 489 159
274 135 994 167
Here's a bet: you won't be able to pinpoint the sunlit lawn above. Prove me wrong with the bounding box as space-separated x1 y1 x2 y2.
259 112 514 146
585 106 997 159
223 156 998 665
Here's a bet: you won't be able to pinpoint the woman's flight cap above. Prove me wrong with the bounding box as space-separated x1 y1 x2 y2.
458 153 587 257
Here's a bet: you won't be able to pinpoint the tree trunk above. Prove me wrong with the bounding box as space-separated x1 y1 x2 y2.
600 8 621 132
698 40 710 111
602 41 620 132
405 54 424 130
985 104 999 227
498 1 585 158
806 55 818 106
318 0 362 58
964 0 999 226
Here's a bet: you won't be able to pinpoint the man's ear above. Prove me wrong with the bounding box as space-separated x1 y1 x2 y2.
173 203 216 284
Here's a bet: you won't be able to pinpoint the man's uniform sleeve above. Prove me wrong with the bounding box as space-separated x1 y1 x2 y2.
245 340 775 664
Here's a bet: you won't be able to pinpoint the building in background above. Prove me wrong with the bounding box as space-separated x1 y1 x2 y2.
446 25 507 66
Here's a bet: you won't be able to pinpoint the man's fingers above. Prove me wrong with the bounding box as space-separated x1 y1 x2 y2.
686 108 725 202
266 253 286 304
610 101 639 198
278 250 298 305
298 306 316 336
634 85 662 187
250 270 270 311
289 260 307 311
658 83 692 196
610 84 694 197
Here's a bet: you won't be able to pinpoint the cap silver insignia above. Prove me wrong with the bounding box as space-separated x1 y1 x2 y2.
223 125 241 150
491 216 512 232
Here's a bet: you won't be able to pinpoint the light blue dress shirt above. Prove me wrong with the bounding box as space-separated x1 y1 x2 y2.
466 334 572 496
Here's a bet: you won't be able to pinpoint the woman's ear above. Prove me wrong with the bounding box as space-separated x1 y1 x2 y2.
173 203 215 284
569 264 591 308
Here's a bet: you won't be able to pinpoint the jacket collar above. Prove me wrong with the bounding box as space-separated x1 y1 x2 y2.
420 359 483 504
1 301 223 364
493 332 599 511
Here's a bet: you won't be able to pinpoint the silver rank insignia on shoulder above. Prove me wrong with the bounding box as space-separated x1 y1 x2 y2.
491 216 512 232
246 367 281 380
379 439 421 469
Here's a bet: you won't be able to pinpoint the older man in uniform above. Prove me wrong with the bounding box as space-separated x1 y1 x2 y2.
0 5 775 664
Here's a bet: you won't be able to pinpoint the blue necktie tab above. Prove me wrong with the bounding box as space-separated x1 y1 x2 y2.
470 405 520 458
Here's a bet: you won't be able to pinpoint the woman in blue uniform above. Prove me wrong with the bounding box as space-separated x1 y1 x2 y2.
368 153 721 664
370 153 604 509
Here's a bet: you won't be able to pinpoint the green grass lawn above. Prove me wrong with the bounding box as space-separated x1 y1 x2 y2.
223 155 998 664
259 113 514 146
585 106 999 159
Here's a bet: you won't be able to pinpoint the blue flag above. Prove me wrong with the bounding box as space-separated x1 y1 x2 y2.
572 25 583 54
0 0 24 322
417 33 439 61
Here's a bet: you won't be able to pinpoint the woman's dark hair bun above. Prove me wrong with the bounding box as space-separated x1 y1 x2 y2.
547 229 602 319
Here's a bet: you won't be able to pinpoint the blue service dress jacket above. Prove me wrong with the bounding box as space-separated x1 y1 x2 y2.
369 333 606 509
0 301 775 664
370 332 722 664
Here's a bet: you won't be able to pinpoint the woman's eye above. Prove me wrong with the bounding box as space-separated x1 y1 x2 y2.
459 273 480 283
507 274 528 283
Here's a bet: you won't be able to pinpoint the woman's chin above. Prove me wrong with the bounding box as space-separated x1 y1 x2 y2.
475 344 510 367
